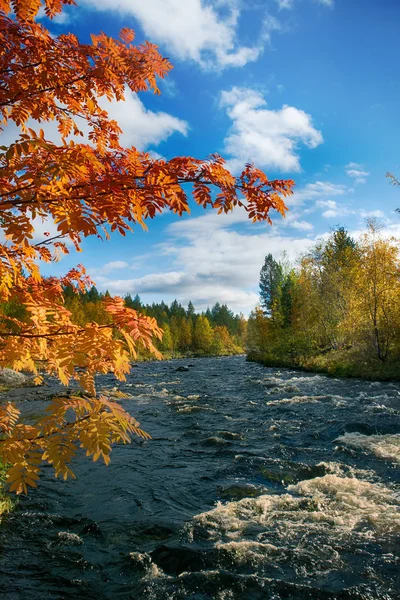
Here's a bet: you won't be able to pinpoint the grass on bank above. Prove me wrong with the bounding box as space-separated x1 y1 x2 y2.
248 347 400 381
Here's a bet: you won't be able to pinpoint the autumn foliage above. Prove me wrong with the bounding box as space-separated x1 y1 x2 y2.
0 0 294 493
248 224 400 377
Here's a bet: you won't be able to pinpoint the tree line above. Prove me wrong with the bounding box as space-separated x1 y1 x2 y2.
247 222 400 379
62 289 247 358
1 288 246 359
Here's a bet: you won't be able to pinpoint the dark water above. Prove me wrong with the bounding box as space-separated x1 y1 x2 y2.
0 356 399 599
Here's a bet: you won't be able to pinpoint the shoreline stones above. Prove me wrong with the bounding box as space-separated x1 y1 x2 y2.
0 368 33 387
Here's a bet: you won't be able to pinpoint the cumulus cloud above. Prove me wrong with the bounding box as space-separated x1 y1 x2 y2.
1 91 187 256
1 91 187 251
89 199 396 314
290 181 348 206
316 201 387 222
93 209 314 314
220 87 323 173
345 162 370 185
79 0 265 70
102 271 186 296
289 219 314 231
1 90 188 151
316 199 353 219
103 90 188 149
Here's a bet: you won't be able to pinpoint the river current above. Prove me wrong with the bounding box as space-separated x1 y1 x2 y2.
0 356 399 599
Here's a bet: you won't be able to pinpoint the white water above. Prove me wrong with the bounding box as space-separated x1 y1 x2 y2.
336 432 400 463
192 475 400 541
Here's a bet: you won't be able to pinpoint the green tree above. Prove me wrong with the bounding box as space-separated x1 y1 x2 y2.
259 254 283 316
187 301 195 319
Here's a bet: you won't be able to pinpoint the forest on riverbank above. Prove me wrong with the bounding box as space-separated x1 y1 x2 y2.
247 222 400 380
1 290 246 360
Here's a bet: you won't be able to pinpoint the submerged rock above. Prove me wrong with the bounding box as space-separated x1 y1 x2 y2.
176 366 190 372
151 545 210 575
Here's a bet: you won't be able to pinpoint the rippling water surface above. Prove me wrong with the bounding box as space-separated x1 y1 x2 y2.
0 356 399 599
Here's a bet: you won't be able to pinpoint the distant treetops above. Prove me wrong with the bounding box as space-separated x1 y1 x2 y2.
62 290 247 358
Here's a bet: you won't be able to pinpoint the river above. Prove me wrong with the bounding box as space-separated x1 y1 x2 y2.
0 356 399 599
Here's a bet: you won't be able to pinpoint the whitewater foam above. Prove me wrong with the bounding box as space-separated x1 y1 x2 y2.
335 432 400 463
57 531 83 545
267 395 334 406
192 475 400 542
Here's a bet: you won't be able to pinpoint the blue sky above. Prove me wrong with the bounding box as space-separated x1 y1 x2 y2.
21 0 400 313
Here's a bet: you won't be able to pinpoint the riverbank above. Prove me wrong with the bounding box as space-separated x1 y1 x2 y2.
134 349 245 361
247 348 400 381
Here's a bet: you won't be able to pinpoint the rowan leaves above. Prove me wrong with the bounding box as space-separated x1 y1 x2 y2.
0 0 294 494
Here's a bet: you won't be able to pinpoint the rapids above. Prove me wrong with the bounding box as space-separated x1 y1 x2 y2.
0 356 399 599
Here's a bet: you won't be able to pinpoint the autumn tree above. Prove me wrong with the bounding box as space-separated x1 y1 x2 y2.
348 221 400 361
248 223 400 374
298 228 358 350
179 317 193 353
193 315 214 354
158 322 173 354
212 325 238 355
0 0 293 494
246 307 270 358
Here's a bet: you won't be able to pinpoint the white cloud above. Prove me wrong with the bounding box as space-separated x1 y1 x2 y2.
103 90 188 149
30 214 64 242
291 181 348 206
262 14 284 44
276 0 334 9
103 260 129 271
345 162 370 185
1 90 188 151
316 202 387 222
289 219 314 231
220 87 323 173
94 209 314 314
0 212 73 248
167 207 250 236
91 202 398 314
276 0 295 9
359 210 385 219
37 6 72 24
316 199 337 210
103 271 186 296
79 0 265 70
316 199 355 219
